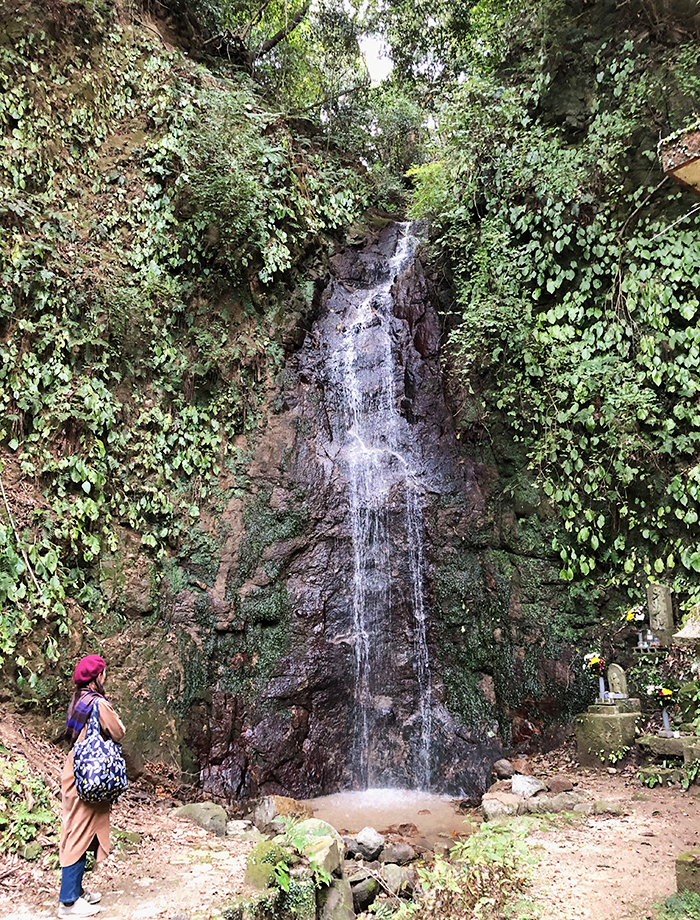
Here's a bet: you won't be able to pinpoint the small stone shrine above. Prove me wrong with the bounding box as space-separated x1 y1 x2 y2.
647 583 674 646
575 664 641 766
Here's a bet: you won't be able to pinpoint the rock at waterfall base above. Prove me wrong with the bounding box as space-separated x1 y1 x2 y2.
547 776 575 794
304 835 342 877
172 802 227 837
482 789 590 820
355 826 385 861
318 877 355 920
511 774 547 797
378 842 416 865
351 875 380 912
253 795 313 833
491 758 515 779
481 793 527 821
295 818 346 851
382 863 413 895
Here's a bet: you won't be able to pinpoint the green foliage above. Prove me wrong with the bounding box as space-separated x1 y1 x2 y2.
190 0 370 112
661 891 700 920
0 748 58 857
379 0 522 90
277 816 333 887
408 1 700 601
0 0 369 680
392 823 533 919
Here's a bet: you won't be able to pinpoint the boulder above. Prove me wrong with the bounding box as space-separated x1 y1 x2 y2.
488 779 512 794
305 836 342 877
345 866 372 884
245 862 277 890
547 776 575 794
227 819 264 842
252 795 313 833
481 792 526 821
378 842 415 865
318 877 355 920
355 826 385 861
676 848 700 895
245 841 287 890
382 863 412 895
511 774 547 798
549 791 585 811
525 791 585 814
592 800 625 816
295 818 345 852
351 876 380 912
343 836 359 858
172 802 227 837
492 758 514 779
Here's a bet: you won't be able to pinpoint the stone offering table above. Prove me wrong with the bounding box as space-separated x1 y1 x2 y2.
575 663 642 766
575 698 641 767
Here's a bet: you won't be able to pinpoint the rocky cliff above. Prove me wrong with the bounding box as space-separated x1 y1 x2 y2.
92 221 591 802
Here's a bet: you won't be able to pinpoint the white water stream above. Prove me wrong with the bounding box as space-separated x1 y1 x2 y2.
329 225 433 789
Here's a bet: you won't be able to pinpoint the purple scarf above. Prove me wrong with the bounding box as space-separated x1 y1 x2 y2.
65 688 106 746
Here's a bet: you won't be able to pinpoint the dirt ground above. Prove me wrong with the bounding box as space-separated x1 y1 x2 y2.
524 767 700 920
1 710 698 920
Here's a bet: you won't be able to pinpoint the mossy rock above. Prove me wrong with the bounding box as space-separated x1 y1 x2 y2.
248 840 288 867
21 841 42 861
245 862 277 890
112 830 142 852
246 838 291 887
676 848 700 896
281 877 316 920
223 888 282 919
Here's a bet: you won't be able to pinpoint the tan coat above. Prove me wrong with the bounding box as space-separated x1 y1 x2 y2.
59 700 125 868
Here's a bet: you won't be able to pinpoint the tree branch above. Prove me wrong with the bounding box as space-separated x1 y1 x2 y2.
257 1 311 58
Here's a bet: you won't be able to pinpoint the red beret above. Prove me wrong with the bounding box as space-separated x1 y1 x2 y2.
73 654 106 685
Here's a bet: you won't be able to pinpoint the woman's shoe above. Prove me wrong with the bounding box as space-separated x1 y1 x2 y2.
81 891 102 905
57 895 102 917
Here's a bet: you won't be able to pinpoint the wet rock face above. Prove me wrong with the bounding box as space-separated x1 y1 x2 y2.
168 221 586 803
188 223 500 800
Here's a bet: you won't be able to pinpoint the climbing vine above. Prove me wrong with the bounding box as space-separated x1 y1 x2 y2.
0 0 368 680
409 6 700 605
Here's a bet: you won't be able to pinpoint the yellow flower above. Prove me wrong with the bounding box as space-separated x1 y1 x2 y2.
626 610 635 621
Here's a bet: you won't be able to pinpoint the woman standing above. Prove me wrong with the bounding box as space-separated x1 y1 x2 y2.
58 655 125 918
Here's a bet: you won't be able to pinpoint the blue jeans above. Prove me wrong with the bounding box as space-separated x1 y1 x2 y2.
59 854 87 904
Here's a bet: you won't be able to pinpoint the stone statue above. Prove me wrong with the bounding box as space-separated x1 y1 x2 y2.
607 663 628 698
647 584 674 645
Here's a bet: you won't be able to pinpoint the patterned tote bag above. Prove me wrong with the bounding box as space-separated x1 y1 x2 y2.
73 701 128 804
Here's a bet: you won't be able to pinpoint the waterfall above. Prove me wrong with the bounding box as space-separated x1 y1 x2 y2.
326 224 433 789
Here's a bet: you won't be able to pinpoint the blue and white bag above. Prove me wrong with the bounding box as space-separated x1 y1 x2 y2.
73 701 128 804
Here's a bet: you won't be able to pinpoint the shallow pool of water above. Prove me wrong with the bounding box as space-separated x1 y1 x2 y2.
306 788 476 845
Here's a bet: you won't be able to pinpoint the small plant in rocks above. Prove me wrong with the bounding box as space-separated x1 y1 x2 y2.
0 746 58 858
383 823 533 919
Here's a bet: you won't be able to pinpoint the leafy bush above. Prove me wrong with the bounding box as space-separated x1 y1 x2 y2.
408 1 700 604
0 0 369 681
0 746 58 858
391 823 532 919
662 891 700 920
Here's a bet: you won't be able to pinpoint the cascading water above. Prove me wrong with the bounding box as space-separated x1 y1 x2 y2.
325 224 433 789
199 219 502 804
